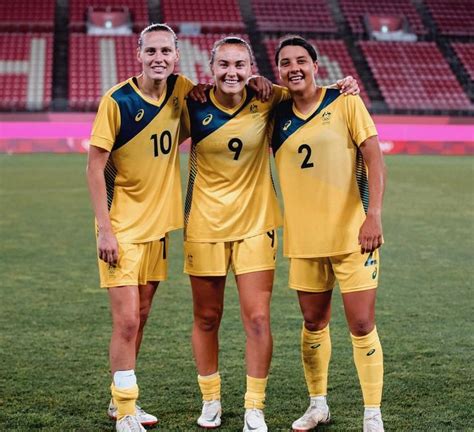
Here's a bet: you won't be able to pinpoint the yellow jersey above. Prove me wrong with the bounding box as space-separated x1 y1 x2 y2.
90 74 194 243
182 85 288 242
271 88 378 257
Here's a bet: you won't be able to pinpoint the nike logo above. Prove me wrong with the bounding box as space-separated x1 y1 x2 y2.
367 349 376 356
310 343 321 349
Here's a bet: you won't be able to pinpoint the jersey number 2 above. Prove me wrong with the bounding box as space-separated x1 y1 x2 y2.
298 144 314 169
151 130 172 157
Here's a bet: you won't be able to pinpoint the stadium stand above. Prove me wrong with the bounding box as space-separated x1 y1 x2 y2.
0 33 53 110
251 0 337 33
264 38 370 107
359 41 472 111
339 0 427 35
162 0 245 33
69 34 141 110
424 0 474 36
452 43 474 81
0 0 55 32
69 0 149 32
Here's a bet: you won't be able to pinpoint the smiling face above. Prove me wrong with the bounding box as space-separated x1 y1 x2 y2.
210 43 252 97
137 30 179 83
277 45 318 94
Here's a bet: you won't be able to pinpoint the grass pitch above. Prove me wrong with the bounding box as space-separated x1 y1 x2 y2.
0 154 473 431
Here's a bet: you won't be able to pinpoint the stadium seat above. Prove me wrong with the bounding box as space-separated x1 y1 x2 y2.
424 0 474 36
339 0 426 35
69 0 148 32
251 0 337 33
0 33 53 110
264 38 371 108
161 0 245 33
452 43 474 81
359 41 472 110
0 0 55 31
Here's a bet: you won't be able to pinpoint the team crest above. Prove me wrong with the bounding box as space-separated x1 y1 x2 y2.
173 96 179 111
202 114 213 125
322 111 331 123
250 103 258 113
135 109 144 122
283 120 292 131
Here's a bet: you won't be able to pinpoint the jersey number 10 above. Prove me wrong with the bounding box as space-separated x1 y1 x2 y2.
151 130 172 157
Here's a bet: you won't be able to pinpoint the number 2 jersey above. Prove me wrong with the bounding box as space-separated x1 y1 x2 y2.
182 86 288 242
271 88 378 257
90 74 194 243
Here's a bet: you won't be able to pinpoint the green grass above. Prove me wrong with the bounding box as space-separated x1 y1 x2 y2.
0 154 473 431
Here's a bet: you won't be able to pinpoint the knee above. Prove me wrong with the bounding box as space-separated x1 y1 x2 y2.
139 304 152 329
115 314 140 341
246 313 270 338
349 317 374 337
302 310 330 332
195 310 222 333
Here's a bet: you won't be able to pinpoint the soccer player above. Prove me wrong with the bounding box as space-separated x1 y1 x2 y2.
181 37 360 432
86 24 195 432
271 36 386 432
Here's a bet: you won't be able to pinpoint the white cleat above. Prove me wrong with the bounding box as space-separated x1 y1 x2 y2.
116 415 146 432
363 409 384 432
243 408 268 432
292 397 330 431
197 399 222 429
108 399 158 426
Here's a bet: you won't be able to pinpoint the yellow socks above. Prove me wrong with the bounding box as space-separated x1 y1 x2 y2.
301 323 331 397
198 372 221 401
351 327 384 407
111 369 138 420
244 375 268 410
111 383 139 420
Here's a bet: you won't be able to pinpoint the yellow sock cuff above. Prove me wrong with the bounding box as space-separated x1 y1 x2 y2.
302 323 330 342
351 326 378 348
244 375 268 410
198 372 221 401
111 383 139 419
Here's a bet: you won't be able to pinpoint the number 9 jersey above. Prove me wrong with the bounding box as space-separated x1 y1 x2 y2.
182 86 287 242
90 74 195 243
271 88 378 258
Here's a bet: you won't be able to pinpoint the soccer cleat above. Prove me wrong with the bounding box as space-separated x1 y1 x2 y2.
291 397 330 431
243 408 268 432
108 399 158 426
197 399 222 429
363 409 384 432
116 415 146 432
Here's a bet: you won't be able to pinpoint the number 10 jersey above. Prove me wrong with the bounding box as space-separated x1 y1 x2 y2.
182 86 286 242
90 74 194 243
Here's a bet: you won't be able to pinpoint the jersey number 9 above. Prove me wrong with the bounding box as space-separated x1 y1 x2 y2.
228 138 243 160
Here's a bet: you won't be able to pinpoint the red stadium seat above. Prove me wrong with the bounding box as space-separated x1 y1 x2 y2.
359 41 472 110
424 0 473 36
452 43 474 81
0 33 53 110
0 0 55 31
339 0 426 35
252 0 337 33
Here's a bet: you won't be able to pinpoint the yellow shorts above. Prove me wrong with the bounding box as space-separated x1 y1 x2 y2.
289 249 380 294
98 235 168 288
184 230 277 276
